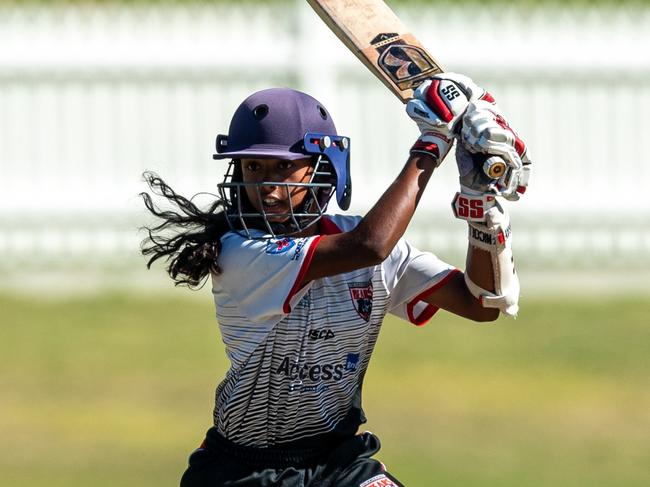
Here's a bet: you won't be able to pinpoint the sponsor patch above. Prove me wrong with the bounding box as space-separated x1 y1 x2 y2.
266 237 295 254
276 352 360 392
276 357 345 383
345 352 360 371
291 237 308 261
348 280 373 321
360 474 398 487
297 383 330 393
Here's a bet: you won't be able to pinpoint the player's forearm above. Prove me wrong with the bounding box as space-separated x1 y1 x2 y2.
462 210 520 317
351 153 437 263
301 153 439 283
466 245 495 293
464 245 500 321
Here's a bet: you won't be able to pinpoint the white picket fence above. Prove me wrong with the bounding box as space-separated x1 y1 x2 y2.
1 1 649 274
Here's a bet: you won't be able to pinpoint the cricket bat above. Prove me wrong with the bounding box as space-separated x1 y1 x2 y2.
307 0 508 179
306 0 444 103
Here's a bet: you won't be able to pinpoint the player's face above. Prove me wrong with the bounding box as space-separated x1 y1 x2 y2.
240 157 314 223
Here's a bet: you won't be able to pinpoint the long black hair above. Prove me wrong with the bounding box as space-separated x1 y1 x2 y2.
140 171 230 288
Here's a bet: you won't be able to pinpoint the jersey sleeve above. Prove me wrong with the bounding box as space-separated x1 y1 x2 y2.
384 239 459 326
213 232 322 324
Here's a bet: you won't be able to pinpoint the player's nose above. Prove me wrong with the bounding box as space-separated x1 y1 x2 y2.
259 182 278 195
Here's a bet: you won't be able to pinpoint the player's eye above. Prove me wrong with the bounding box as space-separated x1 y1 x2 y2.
278 160 293 170
244 161 260 172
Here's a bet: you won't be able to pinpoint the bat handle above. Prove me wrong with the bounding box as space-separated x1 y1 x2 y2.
467 152 507 180
483 155 507 179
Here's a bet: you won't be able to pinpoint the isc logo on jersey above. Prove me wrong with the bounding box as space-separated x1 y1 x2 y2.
359 474 398 487
309 328 335 340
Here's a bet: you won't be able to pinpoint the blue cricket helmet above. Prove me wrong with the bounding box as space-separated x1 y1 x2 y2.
214 88 352 237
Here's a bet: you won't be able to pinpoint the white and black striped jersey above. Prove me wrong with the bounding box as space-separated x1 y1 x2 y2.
210 214 457 448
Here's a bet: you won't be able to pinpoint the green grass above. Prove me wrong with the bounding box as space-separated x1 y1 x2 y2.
1 293 649 486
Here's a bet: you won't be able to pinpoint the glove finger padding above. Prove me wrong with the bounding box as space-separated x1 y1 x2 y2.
406 73 494 167
455 144 501 195
456 132 532 201
461 100 528 170
498 162 531 202
406 73 489 138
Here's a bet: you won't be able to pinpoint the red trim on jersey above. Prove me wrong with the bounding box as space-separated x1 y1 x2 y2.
282 216 343 313
406 269 461 326
283 235 324 313
319 216 342 235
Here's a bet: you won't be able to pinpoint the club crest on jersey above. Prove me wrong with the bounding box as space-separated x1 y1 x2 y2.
348 280 373 322
360 474 398 487
265 237 295 255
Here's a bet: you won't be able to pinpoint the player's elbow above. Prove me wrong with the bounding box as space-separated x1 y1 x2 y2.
464 293 500 322
344 229 393 266
357 239 392 266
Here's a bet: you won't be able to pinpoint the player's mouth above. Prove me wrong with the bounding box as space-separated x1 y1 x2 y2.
262 197 283 210
261 197 291 219
263 197 280 206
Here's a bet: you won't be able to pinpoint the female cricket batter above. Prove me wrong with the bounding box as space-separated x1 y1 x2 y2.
141 73 531 486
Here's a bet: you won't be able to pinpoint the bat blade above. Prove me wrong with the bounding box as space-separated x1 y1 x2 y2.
307 0 510 181
307 0 444 103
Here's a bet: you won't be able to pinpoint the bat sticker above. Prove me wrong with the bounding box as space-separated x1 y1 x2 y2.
370 33 439 90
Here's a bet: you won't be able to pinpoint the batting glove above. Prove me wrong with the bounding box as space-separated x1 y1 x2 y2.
458 102 532 201
406 73 495 165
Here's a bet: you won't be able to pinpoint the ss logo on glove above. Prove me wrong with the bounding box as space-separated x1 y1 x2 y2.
452 192 496 222
441 85 461 101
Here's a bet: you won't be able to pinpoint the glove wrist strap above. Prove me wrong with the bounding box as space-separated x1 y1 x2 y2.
451 187 498 223
410 133 452 166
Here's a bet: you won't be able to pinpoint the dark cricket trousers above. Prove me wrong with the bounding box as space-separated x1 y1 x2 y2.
180 428 405 487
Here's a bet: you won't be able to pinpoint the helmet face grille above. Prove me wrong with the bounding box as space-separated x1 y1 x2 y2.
217 156 335 239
